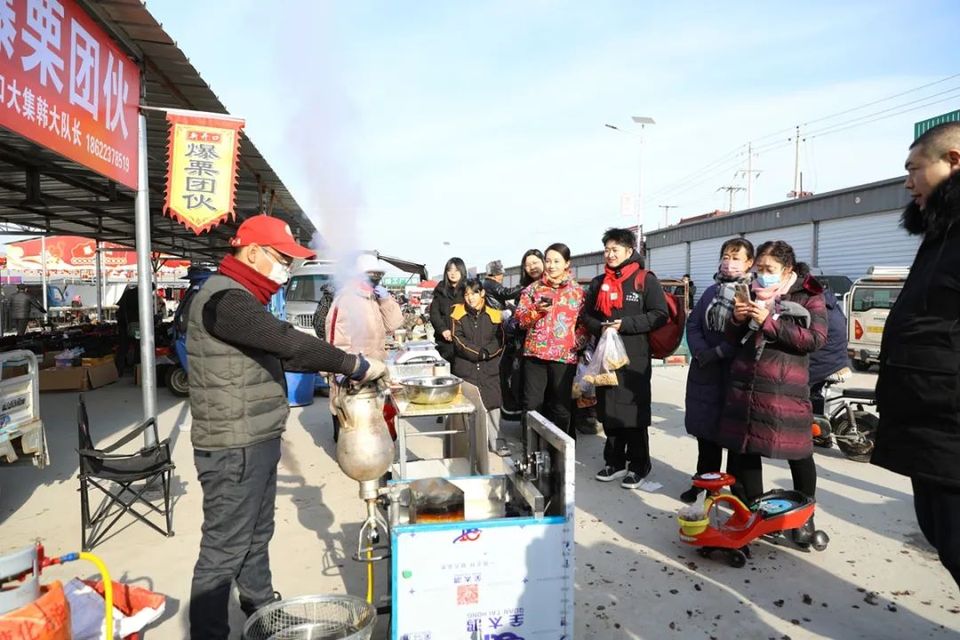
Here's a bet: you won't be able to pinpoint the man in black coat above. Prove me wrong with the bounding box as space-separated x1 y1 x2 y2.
874 122 960 588
481 260 522 311
581 228 669 489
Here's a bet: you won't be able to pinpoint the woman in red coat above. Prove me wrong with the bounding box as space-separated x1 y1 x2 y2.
717 240 827 543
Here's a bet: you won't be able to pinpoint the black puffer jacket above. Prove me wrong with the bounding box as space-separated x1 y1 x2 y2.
580 253 669 429
451 303 504 410
874 169 960 488
429 283 464 362
481 277 522 311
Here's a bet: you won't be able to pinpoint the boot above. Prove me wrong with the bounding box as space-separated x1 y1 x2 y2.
791 517 816 547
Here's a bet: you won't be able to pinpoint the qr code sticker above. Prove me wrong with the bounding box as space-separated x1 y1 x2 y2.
457 584 479 605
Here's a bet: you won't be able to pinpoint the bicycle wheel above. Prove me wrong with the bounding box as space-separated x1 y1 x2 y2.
832 411 878 462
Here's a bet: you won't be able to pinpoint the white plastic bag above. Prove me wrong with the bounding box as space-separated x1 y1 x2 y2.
582 327 630 387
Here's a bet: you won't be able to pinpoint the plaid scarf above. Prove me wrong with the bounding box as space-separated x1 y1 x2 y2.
705 274 750 332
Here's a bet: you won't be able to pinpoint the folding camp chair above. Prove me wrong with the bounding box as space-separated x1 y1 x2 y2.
77 395 175 550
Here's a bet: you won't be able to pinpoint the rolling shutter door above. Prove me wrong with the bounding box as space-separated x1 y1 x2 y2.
744 224 814 264
647 243 688 279
817 211 920 280
688 237 728 289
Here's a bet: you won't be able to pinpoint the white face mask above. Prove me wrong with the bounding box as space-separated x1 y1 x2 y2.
265 252 290 285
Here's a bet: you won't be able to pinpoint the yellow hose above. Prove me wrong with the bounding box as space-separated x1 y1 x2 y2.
79 552 113 639
366 548 374 603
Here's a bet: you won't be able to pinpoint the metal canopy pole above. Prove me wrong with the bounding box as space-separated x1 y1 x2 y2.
95 240 103 321
40 235 48 323
135 112 158 444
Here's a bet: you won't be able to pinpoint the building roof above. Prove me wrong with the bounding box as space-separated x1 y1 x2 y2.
646 176 909 248
0 0 315 262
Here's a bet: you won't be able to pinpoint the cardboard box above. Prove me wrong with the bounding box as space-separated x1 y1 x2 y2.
39 361 119 392
87 361 119 389
39 366 86 392
81 354 115 368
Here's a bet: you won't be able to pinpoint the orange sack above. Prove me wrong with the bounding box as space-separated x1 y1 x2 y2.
0 580 71 640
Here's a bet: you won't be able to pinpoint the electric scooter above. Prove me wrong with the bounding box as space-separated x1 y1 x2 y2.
812 375 877 462
678 472 830 568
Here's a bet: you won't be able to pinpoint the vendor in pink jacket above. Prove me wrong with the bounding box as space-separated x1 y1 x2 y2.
325 253 404 360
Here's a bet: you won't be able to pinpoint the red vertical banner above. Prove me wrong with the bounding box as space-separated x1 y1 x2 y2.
0 0 141 189
163 112 244 235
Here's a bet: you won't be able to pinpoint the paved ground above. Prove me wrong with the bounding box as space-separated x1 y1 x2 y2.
2 367 959 639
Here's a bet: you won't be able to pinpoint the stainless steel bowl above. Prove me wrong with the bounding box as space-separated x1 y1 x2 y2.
399 375 463 404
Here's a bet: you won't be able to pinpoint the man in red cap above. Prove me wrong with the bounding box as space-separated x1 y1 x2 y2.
186 214 385 639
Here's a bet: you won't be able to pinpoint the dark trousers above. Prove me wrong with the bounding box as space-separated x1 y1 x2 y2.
523 357 576 437
603 428 651 475
695 437 724 475
913 477 960 589
190 437 282 640
729 453 817 503
810 380 826 415
14 318 28 336
116 330 131 376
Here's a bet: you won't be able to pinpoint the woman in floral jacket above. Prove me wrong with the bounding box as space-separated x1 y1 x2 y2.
515 243 588 437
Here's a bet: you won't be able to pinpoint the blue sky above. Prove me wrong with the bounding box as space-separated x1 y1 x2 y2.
12 1 958 277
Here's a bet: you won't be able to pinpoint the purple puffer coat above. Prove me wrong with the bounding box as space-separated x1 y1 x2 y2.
716 275 827 460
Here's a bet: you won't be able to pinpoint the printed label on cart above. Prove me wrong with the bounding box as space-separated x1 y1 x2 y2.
394 522 567 638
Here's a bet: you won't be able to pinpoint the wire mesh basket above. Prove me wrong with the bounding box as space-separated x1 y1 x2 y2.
242 594 376 640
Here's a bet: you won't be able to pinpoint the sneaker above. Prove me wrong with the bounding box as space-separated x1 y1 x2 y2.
595 466 627 482
679 486 704 504
621 471 646 489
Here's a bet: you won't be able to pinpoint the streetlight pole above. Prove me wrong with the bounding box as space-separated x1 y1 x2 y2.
606 116 656 248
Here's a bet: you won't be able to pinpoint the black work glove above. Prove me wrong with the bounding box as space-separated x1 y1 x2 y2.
479 348 491 361
695 346 723 368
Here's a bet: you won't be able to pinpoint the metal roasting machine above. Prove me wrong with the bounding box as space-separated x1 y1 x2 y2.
333 373 576 639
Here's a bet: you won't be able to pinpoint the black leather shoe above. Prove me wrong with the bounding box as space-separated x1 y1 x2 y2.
679 486 704 504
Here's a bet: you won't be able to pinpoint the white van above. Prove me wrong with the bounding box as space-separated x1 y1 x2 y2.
846 266 909 371
284 259 336 335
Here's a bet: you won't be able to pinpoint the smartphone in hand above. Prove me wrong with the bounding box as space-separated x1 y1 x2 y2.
734 283 751 304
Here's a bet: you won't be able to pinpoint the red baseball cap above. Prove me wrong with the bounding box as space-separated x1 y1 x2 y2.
229 214 316 259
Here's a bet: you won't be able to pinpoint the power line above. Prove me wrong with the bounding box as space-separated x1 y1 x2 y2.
805 84 960 137
803 72 960 127
642 73 960 214
748 72 960 145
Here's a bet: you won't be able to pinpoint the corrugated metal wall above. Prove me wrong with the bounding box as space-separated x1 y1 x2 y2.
744 224 814 264
648 243 688 279
817 211 920 279
688 237 728 290
576 263 601 282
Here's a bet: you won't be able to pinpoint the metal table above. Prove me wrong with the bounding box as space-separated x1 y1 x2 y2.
392 392 476 480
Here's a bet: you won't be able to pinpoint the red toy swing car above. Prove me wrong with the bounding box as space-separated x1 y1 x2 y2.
677 472 829 567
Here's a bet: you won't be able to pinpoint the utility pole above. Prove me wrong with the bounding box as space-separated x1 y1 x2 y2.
658 204 678 228
717 185 746 213
787 125 806 198
736 142 762 208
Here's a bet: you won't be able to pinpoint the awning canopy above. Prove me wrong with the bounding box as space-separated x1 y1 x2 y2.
0 0 315 262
